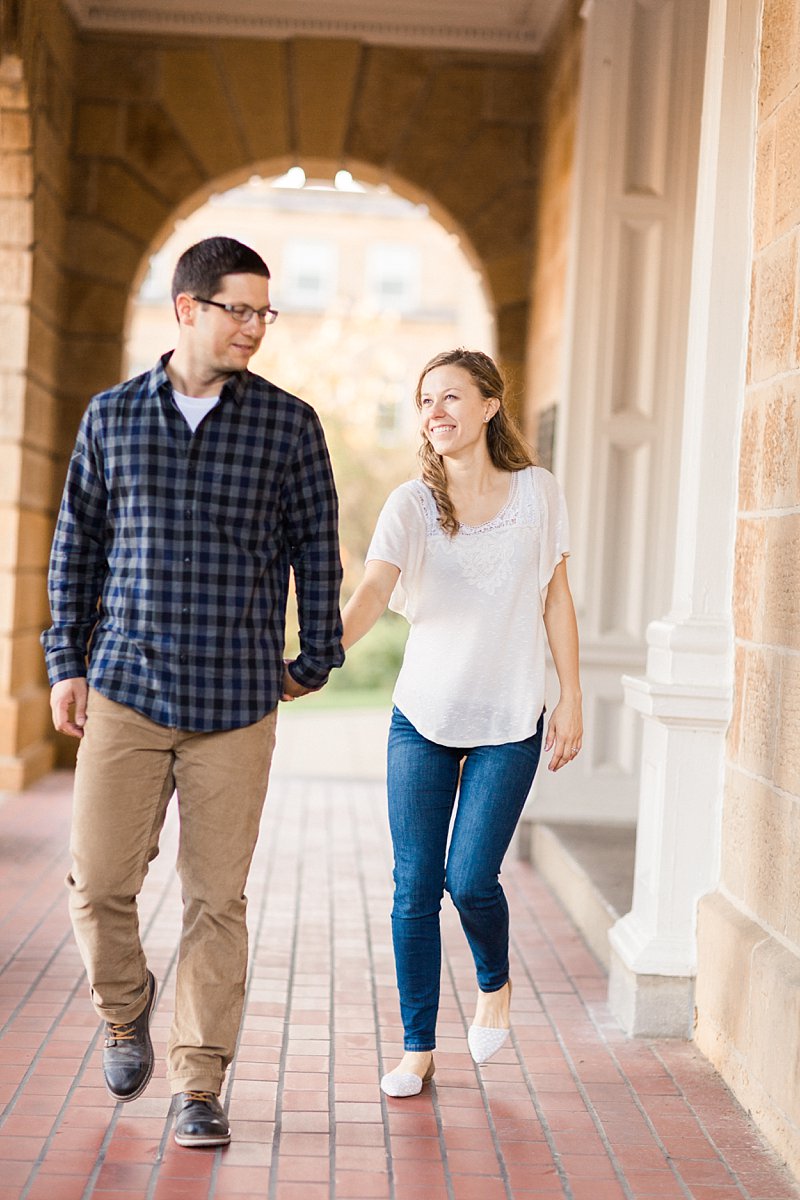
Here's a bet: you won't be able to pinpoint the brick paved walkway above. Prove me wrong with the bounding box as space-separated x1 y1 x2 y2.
1 766 798 1200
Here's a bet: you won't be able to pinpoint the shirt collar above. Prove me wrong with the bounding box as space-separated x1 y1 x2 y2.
150 351 248 407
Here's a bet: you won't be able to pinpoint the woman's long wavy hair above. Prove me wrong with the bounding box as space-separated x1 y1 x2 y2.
415 348 535 536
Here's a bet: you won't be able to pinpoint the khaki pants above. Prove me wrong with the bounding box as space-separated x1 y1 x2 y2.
68 688 277 1094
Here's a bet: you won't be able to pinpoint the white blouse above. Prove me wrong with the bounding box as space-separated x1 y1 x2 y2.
366 465 570 747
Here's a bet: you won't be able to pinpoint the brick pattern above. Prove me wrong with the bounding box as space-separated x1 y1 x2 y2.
696 0 800 1175
1 771 798 1200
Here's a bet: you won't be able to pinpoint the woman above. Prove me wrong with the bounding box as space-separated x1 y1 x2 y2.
342 349 582 1098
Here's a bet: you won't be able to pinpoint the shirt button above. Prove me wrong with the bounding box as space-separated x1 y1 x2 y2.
184 556 191 564
182 606 190 614
179 653 188 664
184 508 192 519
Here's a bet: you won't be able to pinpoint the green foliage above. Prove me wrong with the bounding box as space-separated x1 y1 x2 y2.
286 686 393 711
284 411 414 705
284 597 407 702
321 413 415 603
327 612 408 694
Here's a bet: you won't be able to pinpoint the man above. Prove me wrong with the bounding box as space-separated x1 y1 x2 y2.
42 237 343 1147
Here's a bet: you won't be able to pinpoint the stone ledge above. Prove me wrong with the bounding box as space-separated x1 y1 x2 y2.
696 889 800 1177
528 821 636 970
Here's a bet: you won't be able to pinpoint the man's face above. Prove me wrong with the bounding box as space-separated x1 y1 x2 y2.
179 273 272 376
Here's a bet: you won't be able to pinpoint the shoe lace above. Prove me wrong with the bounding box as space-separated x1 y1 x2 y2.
185 1091 216 1104
105 1022 136 1044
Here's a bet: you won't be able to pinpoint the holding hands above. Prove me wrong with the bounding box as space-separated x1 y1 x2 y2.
280 660 313 702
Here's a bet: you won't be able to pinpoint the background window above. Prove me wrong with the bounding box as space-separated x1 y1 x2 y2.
365 243 420 313
283 240 338 310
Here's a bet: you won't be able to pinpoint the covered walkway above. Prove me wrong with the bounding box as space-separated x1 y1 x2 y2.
0 712 797 1200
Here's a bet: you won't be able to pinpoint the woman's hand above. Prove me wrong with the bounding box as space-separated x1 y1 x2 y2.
542 559 582 772
544 692 583 772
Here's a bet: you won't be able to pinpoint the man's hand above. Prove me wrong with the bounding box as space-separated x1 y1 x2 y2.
281 662 313 702
50 677 89 738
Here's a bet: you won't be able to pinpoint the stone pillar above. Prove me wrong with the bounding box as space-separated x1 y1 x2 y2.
528 0 709 824
608 0 762 1036
0 55 55 789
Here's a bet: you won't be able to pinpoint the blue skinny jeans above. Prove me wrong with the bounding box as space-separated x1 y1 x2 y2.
387 707 544 1052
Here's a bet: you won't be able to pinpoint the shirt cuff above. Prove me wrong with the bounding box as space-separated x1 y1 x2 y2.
288 648 344 691
44 648 88 686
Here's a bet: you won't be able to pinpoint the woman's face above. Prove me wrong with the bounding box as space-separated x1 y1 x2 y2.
418 365 498 458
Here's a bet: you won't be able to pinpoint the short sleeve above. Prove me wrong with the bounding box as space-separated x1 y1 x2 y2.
366 482 426 619
535 468 571 598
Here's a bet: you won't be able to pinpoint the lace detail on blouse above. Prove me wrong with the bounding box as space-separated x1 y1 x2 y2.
410 472 541 596
410 470 540 538
436 527 519 596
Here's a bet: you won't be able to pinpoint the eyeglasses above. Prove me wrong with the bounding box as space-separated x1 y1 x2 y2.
191 296 279 325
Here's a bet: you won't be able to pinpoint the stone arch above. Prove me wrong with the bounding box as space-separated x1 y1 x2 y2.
122 155 496 352
18 29 541 781
62 32 542 443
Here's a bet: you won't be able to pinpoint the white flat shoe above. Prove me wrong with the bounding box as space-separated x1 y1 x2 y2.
468 1024 510 1064
380 1057 435 1097
469 979 512 1064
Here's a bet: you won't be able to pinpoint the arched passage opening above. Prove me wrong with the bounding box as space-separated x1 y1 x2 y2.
123 164 495 701
58 30 541 447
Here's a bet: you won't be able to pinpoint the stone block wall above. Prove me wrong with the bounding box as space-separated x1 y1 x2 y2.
695 0 800 1174
0 0 77 786
523 1 583 454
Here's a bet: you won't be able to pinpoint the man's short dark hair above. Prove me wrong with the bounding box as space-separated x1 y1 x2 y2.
171 237 270 303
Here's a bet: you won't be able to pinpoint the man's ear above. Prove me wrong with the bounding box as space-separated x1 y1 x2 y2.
174 293 195 326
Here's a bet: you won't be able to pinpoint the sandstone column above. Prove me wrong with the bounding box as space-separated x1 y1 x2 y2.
0 55 55 789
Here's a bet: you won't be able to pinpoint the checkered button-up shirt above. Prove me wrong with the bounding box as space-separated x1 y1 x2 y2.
42 355 344 731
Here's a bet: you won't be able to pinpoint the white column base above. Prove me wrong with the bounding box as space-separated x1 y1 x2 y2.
525 643 644 824
608 944 694 1038
607 614 732 1037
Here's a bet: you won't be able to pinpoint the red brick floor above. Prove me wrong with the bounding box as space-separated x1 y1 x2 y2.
1 769 798 1200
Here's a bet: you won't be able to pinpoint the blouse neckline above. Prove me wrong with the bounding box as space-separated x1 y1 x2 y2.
455 469 520 533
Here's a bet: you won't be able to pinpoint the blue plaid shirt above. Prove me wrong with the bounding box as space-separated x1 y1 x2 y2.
42 354 344 731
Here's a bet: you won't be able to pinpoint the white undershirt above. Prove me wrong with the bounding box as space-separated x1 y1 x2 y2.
366 466 570 747
172 390 221 433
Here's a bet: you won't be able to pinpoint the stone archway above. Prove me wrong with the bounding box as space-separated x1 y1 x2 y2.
19 30 542 776
59 33 542 448
121 156 496 349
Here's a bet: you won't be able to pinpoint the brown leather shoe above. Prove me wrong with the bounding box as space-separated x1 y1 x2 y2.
102 970 157 1102
173 1091 231 1147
